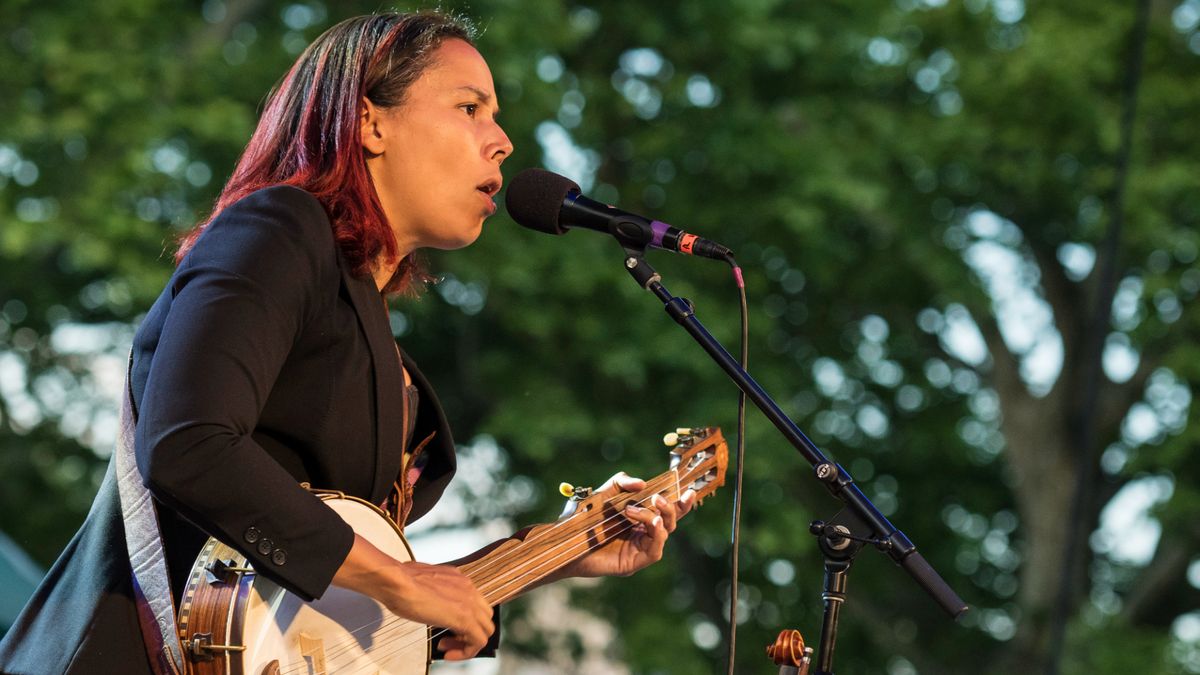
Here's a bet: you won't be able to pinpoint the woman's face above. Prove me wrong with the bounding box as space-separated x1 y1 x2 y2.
363 38 513 255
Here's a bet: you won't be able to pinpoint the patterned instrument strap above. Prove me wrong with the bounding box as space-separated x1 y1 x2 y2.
113 351 186 674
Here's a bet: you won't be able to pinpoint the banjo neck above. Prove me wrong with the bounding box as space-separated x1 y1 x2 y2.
458 427 727 607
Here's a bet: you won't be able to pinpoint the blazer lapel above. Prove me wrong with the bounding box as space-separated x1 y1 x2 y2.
339 263 405 505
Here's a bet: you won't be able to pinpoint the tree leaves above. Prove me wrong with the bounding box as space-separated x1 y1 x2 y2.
2 0 1197 671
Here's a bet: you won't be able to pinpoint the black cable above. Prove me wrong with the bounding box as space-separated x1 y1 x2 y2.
724 253 749 675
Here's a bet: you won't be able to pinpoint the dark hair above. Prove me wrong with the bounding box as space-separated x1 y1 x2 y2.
177 11 476 295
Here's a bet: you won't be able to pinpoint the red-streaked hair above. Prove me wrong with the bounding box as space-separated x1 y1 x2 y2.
176 11 475 295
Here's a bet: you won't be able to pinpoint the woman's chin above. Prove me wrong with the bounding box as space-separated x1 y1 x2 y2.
432 229 484 251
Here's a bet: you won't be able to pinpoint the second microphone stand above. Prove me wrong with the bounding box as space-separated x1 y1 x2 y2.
619 248 968 673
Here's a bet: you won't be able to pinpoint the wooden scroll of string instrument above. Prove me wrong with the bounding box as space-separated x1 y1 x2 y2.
176 427 728 675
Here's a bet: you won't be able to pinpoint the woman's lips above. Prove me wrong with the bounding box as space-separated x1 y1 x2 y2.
477 188 497 215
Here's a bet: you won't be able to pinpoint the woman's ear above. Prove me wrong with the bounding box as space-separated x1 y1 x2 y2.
360 97 386 156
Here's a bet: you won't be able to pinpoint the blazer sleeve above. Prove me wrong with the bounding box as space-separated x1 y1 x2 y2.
135 185 354 601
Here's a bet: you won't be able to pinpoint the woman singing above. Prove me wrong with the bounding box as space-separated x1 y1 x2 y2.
0 11 693 673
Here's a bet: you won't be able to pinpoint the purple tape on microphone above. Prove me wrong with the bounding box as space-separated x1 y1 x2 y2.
650 220 671 248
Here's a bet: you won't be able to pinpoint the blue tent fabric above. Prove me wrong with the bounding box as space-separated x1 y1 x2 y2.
0 531 42 635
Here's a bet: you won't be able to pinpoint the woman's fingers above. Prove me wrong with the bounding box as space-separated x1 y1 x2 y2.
653 494 678 532
438 616 489 661
452 599 494 659
599 471 646 494
623 502 668 555
382 562 494 660
440 576 493 659
678 488 697 517
630 488 697 531
335 536 494 659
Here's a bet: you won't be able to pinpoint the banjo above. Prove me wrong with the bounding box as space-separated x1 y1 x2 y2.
176 427 728 675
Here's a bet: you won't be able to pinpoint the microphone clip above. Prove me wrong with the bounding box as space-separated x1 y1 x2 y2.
622 249 661 290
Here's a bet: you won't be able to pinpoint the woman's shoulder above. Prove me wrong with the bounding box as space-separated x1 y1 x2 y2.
174 185 345 310
186 185 339 269
211 184 333 242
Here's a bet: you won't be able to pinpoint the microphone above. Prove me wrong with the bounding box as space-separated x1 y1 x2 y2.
505 168 733 260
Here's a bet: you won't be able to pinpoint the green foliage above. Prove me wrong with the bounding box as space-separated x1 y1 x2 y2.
2 0 1197 673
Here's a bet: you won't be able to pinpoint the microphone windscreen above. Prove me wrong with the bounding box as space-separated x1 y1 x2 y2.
504 168 579 235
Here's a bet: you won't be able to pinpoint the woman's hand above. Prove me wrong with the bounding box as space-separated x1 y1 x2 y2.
333 534 494 660
559 472 697 579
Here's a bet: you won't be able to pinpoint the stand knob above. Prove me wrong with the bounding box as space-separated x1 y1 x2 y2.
766 629 812 674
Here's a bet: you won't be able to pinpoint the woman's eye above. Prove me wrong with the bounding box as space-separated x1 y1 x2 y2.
462 103 478 117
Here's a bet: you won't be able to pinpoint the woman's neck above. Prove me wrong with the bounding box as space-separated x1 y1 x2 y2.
373 265 393 293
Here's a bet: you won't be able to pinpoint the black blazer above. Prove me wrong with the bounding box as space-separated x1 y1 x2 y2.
0 186 459 673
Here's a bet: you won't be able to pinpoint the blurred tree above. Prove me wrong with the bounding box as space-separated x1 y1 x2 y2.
1 0 1196 674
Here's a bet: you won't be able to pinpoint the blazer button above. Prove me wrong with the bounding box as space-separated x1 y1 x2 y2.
271 549 288 566
257 538 274 556
244 527 261 544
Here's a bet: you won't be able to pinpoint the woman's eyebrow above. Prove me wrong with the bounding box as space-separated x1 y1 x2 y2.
455 85 501 118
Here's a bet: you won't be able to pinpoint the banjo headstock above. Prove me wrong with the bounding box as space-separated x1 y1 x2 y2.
665 427 728 506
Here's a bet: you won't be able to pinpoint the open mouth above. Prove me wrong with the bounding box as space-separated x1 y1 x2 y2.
476 178 501 198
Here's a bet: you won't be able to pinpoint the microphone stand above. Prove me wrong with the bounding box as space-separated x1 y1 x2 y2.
619 249 968 674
